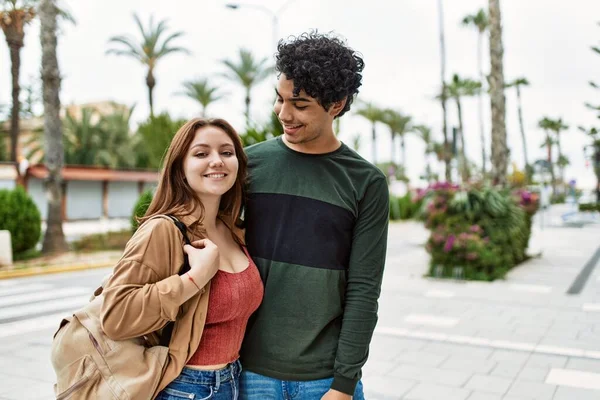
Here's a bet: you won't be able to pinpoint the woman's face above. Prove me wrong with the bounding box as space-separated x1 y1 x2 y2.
183 125 238 201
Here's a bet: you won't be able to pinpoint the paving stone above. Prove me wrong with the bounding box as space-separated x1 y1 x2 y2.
389 364 472 387
524 353 568 369
504 380 557 399
553 386 600 400
516 366 550 382
487 349 530 365
489 361 524 379
393 350 448 367
403 383 471 400
464 375 512 395
421 342 493 359
362 375 416 399
565 357 600 373
440 356 497 375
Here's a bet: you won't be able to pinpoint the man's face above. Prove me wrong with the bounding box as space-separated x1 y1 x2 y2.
273 74 337 148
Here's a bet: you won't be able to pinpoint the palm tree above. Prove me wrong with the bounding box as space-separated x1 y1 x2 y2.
538 117 558 195
39 0 66 253
107 13 189 117
96 105 136 168
179 78 226 118
462 8 489 175
355 102 385 164
414 124 436 182
221 48 271 126
437 0 451 181
505 77 531 177
381 109 412 171
488 0 508 186
550 117 569 187
579 126 600 203
0 0 36 162
444 74 481 182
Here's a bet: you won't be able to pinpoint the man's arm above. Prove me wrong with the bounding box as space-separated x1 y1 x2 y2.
330 177 389 395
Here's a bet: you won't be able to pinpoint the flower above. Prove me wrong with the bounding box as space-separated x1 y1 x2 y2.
443 235 456 252
466 252 479 261
469 225 482 233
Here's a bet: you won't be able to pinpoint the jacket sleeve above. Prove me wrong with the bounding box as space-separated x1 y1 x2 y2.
100 218 187 340
331 177 389 395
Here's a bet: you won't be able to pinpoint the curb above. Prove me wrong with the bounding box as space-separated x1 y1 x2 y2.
0 261 115 280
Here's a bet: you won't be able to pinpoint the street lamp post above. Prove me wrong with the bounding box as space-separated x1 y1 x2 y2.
225 1 295 52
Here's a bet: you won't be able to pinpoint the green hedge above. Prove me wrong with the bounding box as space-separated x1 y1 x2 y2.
579 203 600 212
389 193 422 220
0 187 42 254
420 184 538 281
131 190 154 233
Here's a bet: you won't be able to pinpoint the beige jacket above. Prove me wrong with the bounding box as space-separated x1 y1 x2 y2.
100 215 211 399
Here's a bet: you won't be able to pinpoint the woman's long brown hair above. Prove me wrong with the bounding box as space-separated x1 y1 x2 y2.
139 118 247 244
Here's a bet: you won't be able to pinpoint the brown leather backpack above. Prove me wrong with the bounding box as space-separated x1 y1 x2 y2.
50 215 191 400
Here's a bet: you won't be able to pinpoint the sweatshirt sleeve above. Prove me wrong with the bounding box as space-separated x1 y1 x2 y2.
331 177 389 395
100 218 187 340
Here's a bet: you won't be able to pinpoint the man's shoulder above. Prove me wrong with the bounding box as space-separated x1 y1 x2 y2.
245 137 280 157
338 144 387 180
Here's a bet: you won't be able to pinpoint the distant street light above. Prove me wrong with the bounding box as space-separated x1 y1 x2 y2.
225 1 295 52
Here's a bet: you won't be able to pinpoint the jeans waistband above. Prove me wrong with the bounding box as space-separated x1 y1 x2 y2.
180 360 242 386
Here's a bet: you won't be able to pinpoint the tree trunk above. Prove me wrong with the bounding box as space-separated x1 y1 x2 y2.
401 135 406 173
556 132 564 188
390 129 396 166
456 97 470 182
488 0 508 186
437 0 451 182
245 89 251 127
546 133 557 196
5 34 24 162
40 0 68 254
146 69 155 117
477 32 487 176
516 85 529 175
371 123 377 164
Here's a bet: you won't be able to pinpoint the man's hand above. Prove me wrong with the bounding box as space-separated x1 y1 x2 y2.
321 389 352 400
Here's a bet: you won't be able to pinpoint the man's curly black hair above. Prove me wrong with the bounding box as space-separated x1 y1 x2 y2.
275 31 364 118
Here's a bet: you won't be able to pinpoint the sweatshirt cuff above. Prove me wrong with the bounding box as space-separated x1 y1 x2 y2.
330 374 358 396
155 274 184 320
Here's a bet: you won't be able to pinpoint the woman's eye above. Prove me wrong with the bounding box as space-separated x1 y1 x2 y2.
194 153 207 158
222 151 234 156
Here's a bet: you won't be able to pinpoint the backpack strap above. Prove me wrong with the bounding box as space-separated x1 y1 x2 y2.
159 215 193 347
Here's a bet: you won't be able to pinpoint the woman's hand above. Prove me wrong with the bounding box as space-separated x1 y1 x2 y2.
184 239 220 282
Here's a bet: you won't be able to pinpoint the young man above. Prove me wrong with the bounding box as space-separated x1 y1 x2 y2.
240 32 389 400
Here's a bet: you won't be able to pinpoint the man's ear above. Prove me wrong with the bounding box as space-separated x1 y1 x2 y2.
329 98 347 117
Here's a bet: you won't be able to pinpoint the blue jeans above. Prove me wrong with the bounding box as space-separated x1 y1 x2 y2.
156 360 242 400
239 370 365 400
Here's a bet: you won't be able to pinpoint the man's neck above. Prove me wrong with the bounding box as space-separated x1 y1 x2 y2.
282 132 341 154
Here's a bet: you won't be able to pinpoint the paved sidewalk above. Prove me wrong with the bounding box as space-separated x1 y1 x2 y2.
0 206 599 399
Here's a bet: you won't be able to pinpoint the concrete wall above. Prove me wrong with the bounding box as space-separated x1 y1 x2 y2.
107 181 139 218
27 178 48 220
66 181 103 220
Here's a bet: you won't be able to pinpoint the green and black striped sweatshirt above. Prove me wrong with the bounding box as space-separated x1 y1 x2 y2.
240 137 389 395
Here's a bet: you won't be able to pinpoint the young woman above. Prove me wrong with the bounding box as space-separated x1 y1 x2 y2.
100 118 264 400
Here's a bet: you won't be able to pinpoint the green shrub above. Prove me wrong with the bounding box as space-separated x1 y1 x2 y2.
72 230 132 252
421 185 538 281
131 190 154 233
389 193 422 220
0 187 42 254
579 203 600 212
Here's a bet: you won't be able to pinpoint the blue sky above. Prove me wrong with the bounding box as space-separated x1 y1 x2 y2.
1 0 599 188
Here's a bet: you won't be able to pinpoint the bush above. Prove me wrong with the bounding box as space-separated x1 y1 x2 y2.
389 193 422 220
419 184 538 281
579 203 600 212
0 187 42 254
131 190 154 233
72 230 132 252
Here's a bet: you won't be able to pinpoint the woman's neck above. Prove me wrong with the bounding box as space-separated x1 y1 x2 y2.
193 196 220 234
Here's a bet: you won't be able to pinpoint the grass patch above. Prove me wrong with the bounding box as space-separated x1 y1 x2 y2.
14 248 42 262
72 230 132 252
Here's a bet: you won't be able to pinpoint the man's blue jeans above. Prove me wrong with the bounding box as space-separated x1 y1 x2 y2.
239 370 365 399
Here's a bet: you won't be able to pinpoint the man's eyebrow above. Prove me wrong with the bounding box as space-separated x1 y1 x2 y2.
275 88 312 102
